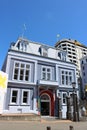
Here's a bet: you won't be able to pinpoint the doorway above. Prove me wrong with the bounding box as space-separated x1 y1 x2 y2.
40 94 50 116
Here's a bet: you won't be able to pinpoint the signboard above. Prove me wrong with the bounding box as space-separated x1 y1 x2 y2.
0 71 8 114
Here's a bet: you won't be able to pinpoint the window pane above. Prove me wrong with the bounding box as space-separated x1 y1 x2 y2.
20 69 24 80
62 75 64 84
14 68 18 79
47 68 50 72
47 73 51 80
21 64 24 68
26 64 30 69
12 97 16 103
42 73 46 80
25 76 28 81
11 90 18 103
13 90 17 96
23 91 28 103
25 70 29 81
66 76 68 85
15 63 19 67
25 70 29 75
62 71 64 74
69 72 71 75
20 69 24 75
69 76 72 83
42 68 46 71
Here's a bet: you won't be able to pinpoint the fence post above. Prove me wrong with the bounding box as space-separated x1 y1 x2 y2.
47 126 51 130
69 125 74 130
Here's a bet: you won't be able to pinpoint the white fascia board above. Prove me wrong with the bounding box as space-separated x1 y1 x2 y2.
8 80 36 86
8 51 76 69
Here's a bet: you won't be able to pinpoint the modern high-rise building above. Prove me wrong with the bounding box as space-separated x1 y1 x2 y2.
80 56 87 98
55 39 87 77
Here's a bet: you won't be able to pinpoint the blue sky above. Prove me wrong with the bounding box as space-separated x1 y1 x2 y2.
0 0 87 69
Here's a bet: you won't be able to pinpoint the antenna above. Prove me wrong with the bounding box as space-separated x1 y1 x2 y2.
22 24 27 38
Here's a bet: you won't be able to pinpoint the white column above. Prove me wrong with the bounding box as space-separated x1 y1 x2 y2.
34 61 38 83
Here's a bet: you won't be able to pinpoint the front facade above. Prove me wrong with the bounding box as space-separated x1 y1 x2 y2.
2 37 78 118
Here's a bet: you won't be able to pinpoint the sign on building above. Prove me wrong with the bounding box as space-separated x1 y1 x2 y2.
0 71 8 114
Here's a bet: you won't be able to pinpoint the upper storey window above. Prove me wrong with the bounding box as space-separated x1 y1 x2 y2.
41 66 52 80
13 62 31 82
61 70 73 85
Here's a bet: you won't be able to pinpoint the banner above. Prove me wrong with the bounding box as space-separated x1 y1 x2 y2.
0 71 8 114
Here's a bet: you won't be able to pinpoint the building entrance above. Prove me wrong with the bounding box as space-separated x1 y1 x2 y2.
40 94 50 116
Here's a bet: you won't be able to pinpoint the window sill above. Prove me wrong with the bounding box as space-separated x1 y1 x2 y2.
8 104 19 106
20 104 30 106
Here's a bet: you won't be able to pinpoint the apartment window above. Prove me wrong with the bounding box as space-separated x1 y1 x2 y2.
10 89 19 104
21 90 30 105
42 66 52 80
61 70 72 85
62 44 66 46
13 62 31 82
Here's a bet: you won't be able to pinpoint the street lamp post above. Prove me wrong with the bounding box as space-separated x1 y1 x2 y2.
72 82 79 121
66 92 71 120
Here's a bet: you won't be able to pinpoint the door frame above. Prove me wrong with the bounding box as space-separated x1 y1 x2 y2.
40 93 51 116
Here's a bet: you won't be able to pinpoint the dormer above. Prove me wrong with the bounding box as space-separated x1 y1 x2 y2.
10 38 28 52
58 51 67 61
39 45 48 57
17 40 28 52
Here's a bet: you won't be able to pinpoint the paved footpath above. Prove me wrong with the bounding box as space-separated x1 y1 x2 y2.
0 120 87 130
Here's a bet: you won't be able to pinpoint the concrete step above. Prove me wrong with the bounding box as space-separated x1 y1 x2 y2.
0 113 41 121
41 116 58 121
79 116 87 121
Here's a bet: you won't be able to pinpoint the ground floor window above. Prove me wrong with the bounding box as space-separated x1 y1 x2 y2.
21 89 30 105
10 89 19 104
10 88 30 105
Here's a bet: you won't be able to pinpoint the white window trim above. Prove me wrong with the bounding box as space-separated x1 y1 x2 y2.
12 61 31 82
10 88 20 105
21 89 30 105
61 69 73 86
41 66 52 81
